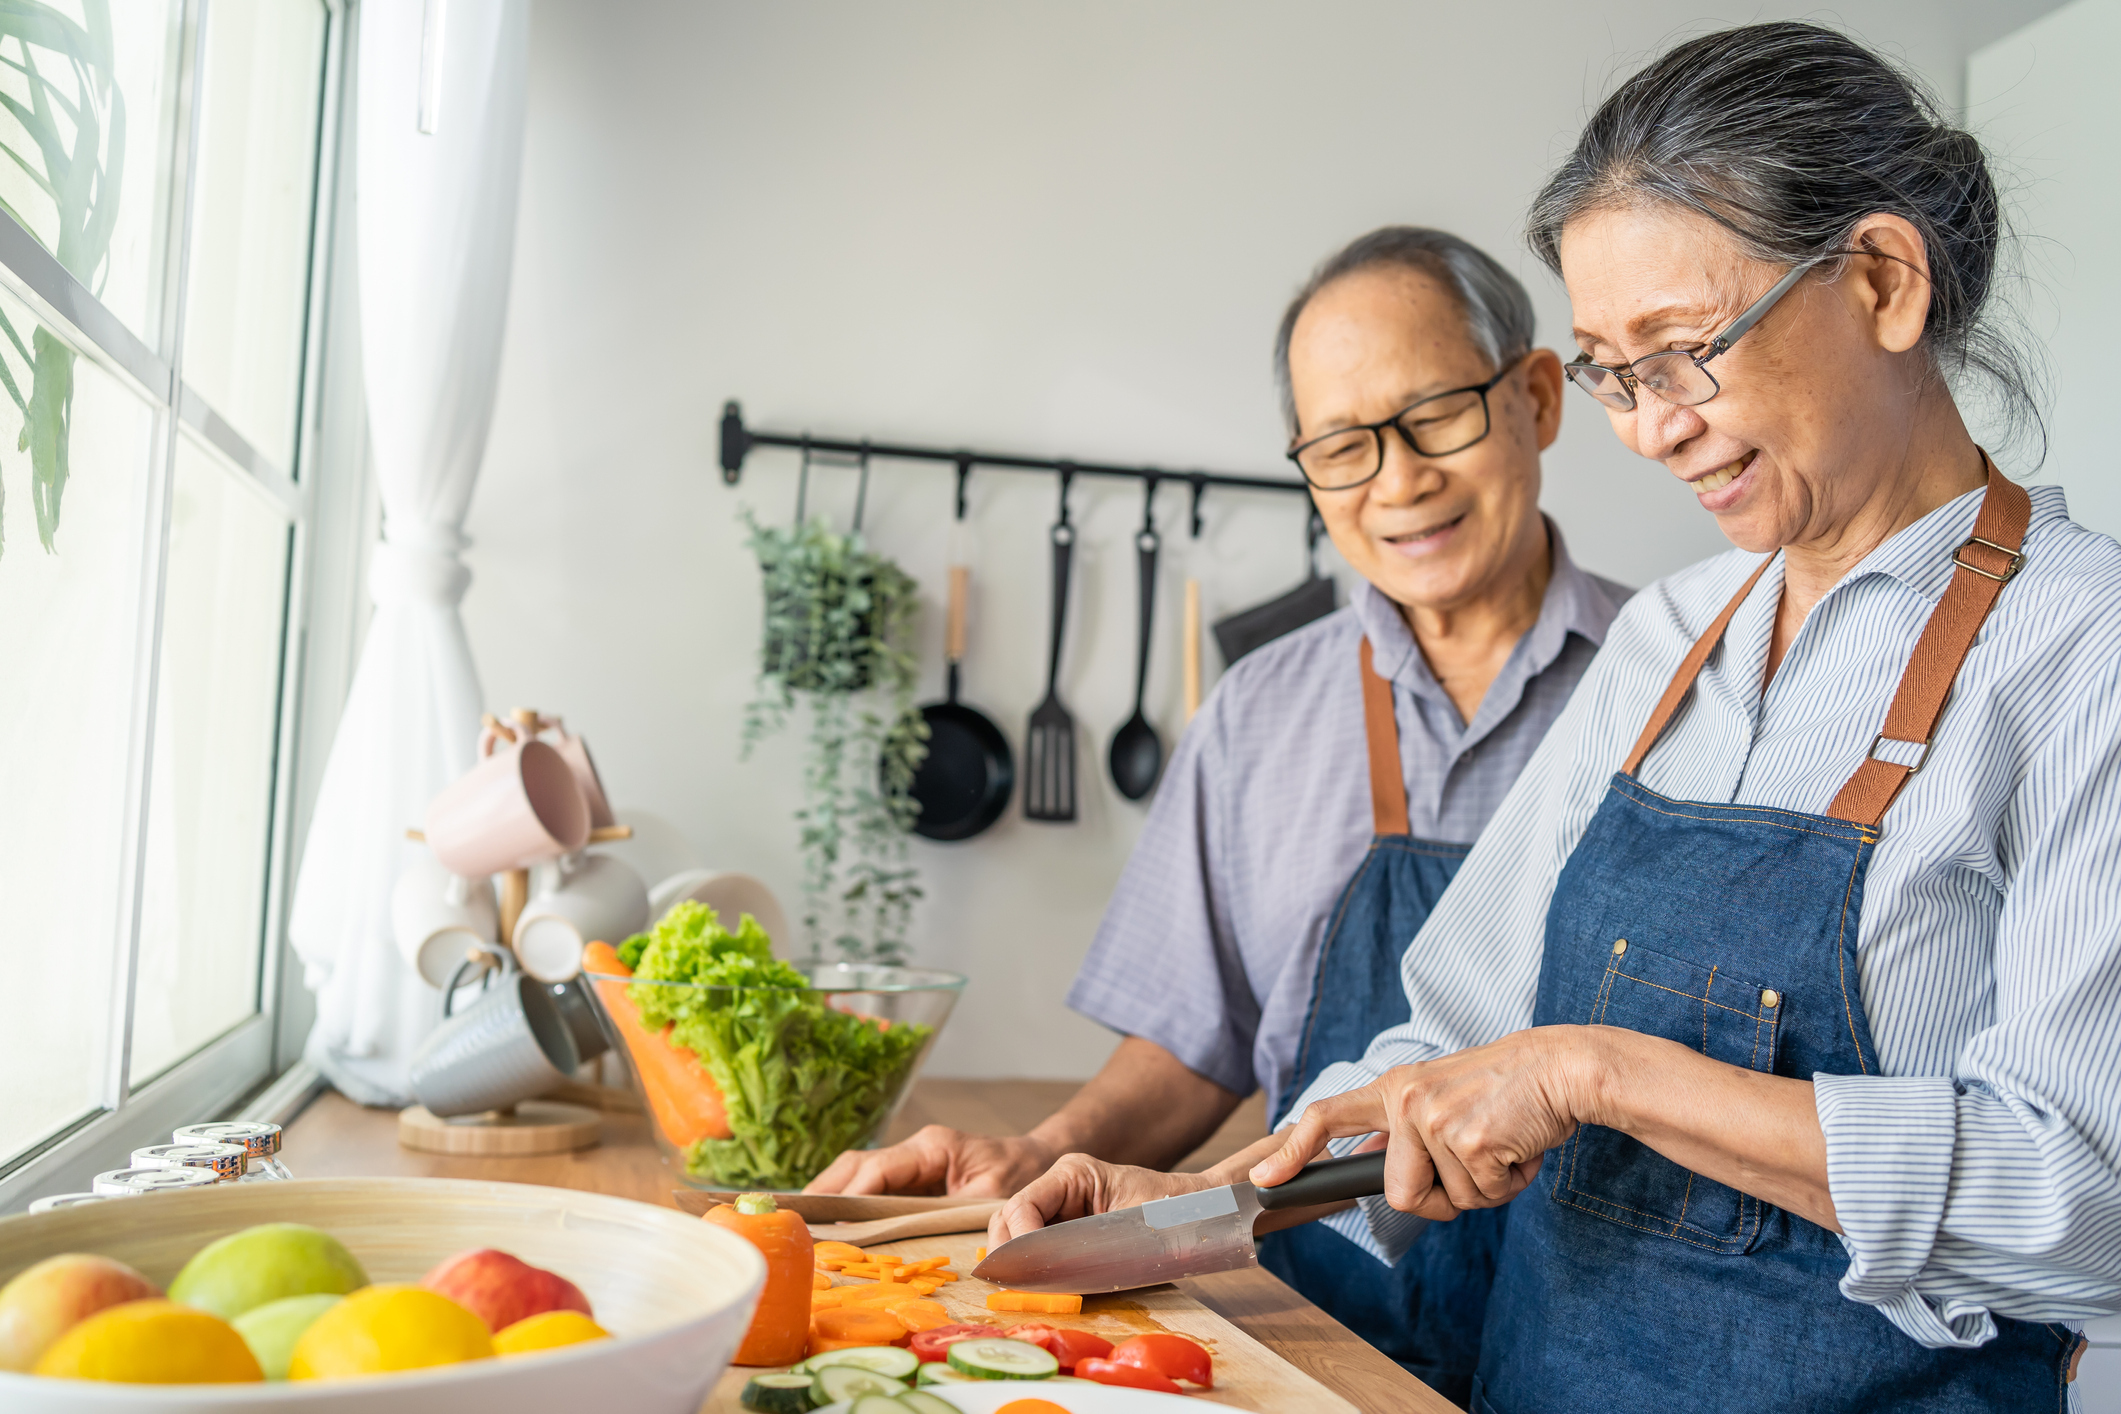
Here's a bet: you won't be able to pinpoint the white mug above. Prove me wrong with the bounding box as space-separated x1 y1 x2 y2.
513 852 651 982
393 853 502 988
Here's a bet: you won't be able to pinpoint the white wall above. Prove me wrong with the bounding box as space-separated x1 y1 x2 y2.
1970 0 2121 1399
467 0 2066 1081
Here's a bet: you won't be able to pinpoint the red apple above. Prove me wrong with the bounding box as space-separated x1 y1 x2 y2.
418 1249 591 1333
0 1253 161 1371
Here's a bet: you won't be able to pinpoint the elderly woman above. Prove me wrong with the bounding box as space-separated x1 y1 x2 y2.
811 227 1628 1400
992 23 2121 1410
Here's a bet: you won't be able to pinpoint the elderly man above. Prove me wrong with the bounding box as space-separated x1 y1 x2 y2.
810 227 1628 1403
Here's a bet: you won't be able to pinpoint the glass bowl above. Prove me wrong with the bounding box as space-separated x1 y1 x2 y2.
583 961 965 1190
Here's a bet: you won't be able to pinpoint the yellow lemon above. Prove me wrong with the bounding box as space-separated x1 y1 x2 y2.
33 1299 263 1383
492 1309 611 1356
288 1285 493 1379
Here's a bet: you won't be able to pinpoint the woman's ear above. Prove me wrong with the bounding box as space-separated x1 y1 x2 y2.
1845 213 1933 355
1522 348 1566 452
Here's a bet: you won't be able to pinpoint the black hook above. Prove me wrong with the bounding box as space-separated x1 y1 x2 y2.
1187 474 1206 539
795 434 812 526
1056 462 1075 528
954 455 972 522
1139 473 1161 546
853 440 872 532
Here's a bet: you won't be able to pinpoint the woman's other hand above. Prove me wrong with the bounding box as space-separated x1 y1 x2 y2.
987 1155 1224 1247
1252 1027 1603 1218
805 1125 1055 1198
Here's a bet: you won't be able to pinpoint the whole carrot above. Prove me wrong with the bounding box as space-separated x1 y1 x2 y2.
704 1193 814 1365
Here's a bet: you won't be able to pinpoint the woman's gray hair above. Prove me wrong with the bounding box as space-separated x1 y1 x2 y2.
1527 21 2045 463
1273 227 1535 437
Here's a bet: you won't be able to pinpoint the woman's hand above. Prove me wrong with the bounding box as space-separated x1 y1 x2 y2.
1251 1027 1604 1219
987 1155 1223 1248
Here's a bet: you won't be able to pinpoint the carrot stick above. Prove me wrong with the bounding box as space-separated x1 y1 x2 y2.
986 1291 1083 1314
704 1193 815 1365
582 942 732 1143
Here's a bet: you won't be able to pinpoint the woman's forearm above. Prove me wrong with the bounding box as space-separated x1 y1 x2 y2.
1582 1026 1840 1232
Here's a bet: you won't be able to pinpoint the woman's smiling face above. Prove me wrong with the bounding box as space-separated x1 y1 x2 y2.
1558 203 1934 556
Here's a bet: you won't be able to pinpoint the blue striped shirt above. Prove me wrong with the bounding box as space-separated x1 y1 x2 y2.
1289 482 2121 1353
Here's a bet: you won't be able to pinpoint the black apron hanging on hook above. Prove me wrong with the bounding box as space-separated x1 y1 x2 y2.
1212 504 1337 666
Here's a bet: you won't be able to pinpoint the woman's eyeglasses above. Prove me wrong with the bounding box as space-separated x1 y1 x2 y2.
1287 353 1528 492
1564 253 1847 412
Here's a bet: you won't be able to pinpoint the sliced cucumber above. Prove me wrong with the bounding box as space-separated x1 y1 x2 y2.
896 1392 961 1414
916 1362 977 1385
802 1345 921 1380
812 1364 907 1405
945 1336 1061 1381
739 1372 816 1414
849 1398 911 1414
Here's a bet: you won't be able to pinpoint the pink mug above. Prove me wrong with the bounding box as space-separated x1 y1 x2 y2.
548 728 615 829
423 740 590 876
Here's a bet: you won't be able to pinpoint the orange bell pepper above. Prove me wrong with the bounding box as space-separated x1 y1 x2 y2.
704 1193 814 1365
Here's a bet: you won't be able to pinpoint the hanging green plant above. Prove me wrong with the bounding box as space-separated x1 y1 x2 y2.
742 510 927 965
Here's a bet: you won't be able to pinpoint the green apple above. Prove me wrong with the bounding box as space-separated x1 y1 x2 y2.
232 1292 342 1380
168 1224 367 1321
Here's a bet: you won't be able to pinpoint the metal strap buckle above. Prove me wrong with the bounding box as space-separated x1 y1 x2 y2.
1868 732 1932 775
1952 535 2024 583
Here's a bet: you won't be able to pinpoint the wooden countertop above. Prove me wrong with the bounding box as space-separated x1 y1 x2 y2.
285 1081 1451 1413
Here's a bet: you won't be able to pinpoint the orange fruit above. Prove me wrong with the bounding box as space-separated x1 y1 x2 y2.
492 1309 610 1355
33 1299 262 1383
288 1285 492 1379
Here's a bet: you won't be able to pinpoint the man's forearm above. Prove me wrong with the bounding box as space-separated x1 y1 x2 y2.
1027 1037 1244 1171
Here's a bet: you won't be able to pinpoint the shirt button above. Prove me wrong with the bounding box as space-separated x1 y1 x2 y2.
1612 940 1628 956
1760 989 1780 1010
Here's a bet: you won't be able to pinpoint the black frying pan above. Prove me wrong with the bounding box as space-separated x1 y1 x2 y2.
909 566 1014 840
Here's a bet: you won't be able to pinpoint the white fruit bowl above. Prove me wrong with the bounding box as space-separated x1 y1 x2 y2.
0 1177 765 1413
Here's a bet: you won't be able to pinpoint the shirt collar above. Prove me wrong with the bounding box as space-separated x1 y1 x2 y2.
1833 477 2069 606
1355 515 1621 705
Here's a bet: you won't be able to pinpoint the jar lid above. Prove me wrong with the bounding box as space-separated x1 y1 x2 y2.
173 1121 281 1158
91 1167 219 1196
28 1192 116 1213
132 1142 247 1181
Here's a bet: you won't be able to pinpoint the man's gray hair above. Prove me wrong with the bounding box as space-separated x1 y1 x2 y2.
1273 226 1536 437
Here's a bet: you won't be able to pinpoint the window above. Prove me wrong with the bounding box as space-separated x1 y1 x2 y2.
0 0 340 1191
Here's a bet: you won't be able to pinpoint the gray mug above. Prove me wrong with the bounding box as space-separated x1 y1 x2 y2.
409 957 580 1116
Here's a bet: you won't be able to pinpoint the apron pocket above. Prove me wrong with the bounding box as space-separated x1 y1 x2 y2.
1553 939 1783 1255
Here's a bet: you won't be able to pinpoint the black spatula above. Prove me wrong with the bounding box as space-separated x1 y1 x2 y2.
1025 480 1078 822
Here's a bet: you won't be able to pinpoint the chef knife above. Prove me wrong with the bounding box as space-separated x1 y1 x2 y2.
970 1150 1394 1293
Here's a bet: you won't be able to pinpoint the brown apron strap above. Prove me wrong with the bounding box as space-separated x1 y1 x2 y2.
1622 556 1776 777
1360 637 1410 838
1826 457 2029 826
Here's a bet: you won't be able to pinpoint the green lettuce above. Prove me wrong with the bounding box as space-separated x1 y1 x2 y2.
621 901 930 1188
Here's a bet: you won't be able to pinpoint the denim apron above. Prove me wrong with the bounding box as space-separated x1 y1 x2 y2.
1257 638 1508 1408
1472 467 2080 1412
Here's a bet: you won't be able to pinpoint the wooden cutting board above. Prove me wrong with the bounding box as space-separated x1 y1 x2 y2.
698 1229 1358 1413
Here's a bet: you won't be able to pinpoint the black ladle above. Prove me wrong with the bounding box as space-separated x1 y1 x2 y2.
1109 517 1164 800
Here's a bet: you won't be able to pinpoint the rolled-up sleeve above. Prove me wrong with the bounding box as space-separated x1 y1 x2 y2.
1065 695 1260 1096
1818 654 2121 1346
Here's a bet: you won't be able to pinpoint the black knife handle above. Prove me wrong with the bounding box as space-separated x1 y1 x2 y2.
1256 1150 1387 1211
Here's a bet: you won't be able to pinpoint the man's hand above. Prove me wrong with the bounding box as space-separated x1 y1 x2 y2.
1249 1027 1599 1219
805 1126 1057 1198
987 1154 1222 1247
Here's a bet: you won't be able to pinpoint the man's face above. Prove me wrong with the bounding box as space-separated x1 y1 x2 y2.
1287 267 1561 615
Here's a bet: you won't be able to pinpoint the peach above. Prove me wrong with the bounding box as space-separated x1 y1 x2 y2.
419 1249 591 1334
0 1254 161 1372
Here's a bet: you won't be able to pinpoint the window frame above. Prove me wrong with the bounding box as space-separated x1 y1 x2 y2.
0 0 358 1207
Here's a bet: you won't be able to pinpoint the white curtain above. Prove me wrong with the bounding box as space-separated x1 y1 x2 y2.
289 0 531 1105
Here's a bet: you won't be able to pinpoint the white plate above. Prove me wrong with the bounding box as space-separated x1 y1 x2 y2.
817 1380 1212 1412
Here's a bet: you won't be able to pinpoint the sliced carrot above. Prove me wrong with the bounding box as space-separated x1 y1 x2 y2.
581 943 732 1143
889 1299 953 1333
905 1256 953 1273
908 1278 943 1296
812 1307 911 1347
975 1247 987 1261
986 1291 1084 1314
812 1271 833 1291
842 1282 923 1307
811 1287 854 1309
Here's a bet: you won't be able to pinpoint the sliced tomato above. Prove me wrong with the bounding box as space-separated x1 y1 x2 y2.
1110 1332 1213 1388
1003 1322 1113 1371
1076 1356 1184 1394
907 1322 1006 1363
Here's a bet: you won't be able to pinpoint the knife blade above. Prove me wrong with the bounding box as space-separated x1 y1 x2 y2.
970 1150 1392 1293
